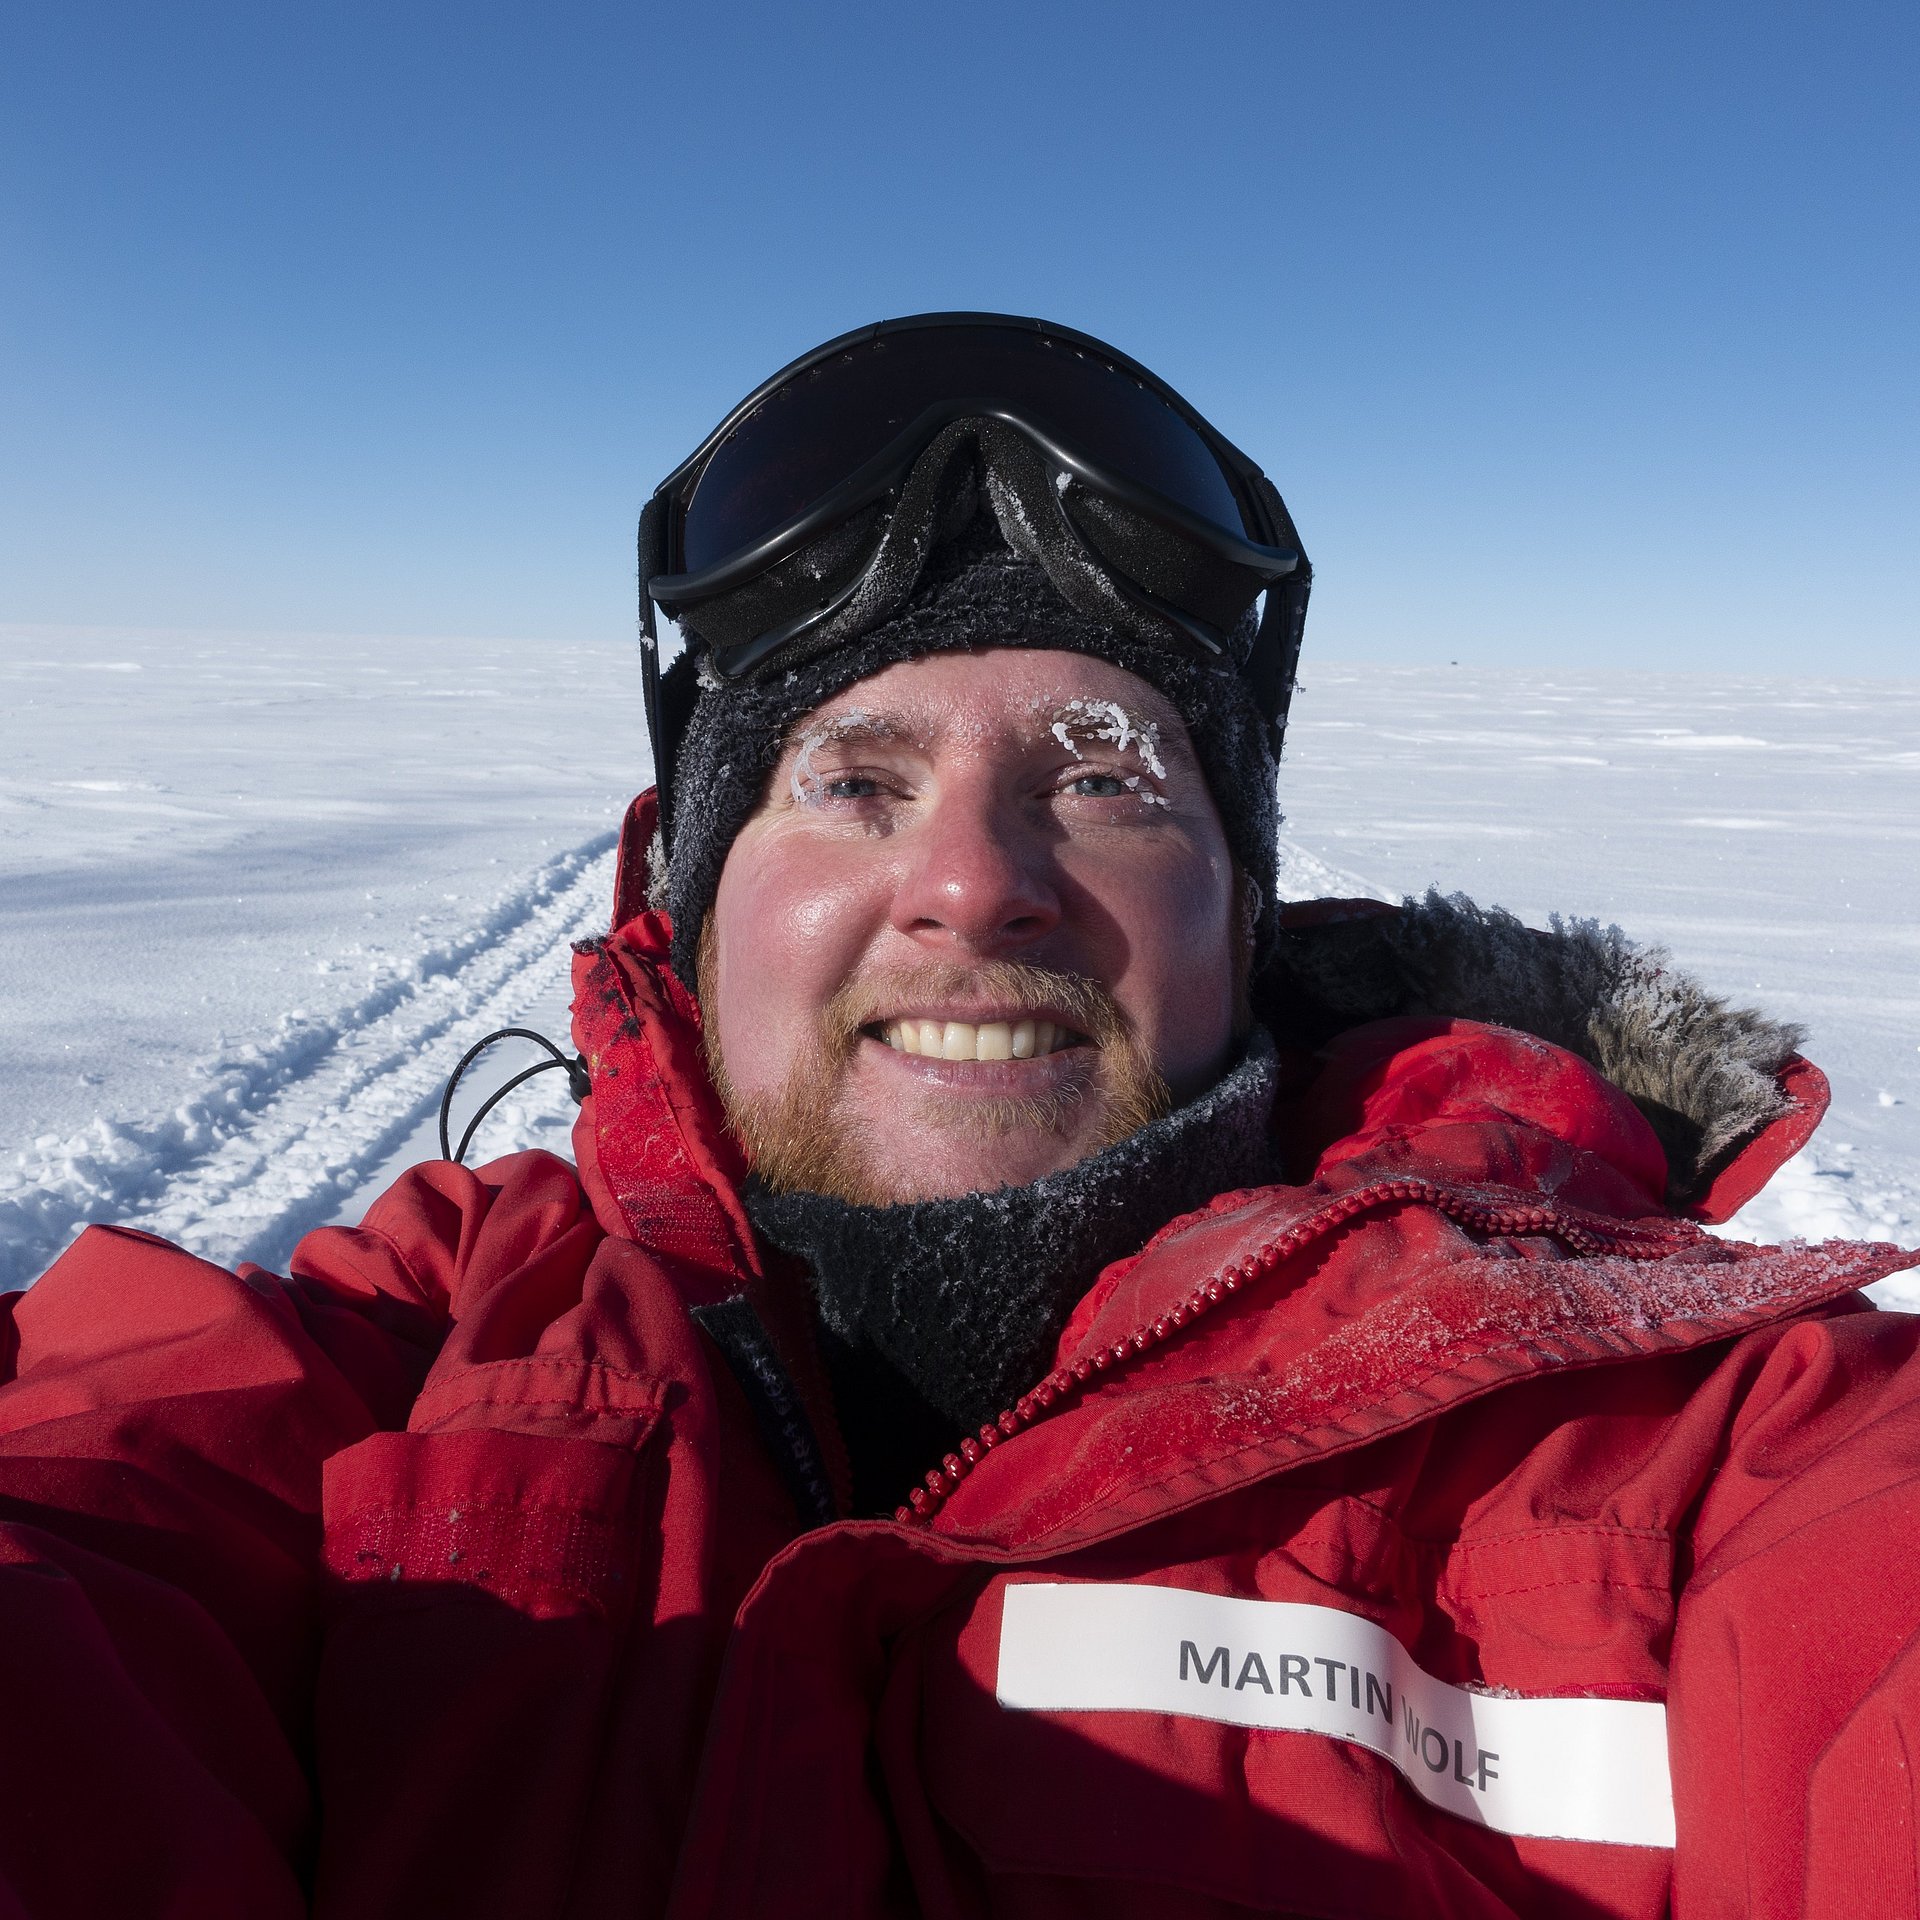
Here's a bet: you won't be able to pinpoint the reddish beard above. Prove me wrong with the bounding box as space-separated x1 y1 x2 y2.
697 923 1172 1206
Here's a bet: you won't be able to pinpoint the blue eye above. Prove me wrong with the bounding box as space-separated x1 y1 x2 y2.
822 776 881 799
1065 773 1128 798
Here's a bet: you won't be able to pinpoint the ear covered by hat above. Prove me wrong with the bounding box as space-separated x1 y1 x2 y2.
656 498 1282 994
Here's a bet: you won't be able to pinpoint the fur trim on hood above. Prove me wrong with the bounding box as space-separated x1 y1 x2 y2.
1262 891 1805 1211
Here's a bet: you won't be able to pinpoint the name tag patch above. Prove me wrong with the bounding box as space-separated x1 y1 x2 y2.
995 1582 1674 1848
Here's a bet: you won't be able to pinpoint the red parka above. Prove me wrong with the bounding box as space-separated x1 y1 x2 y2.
1 794 1917 1920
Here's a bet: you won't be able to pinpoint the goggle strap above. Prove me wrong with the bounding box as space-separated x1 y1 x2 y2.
1236 471 1310 748
638 493 674 853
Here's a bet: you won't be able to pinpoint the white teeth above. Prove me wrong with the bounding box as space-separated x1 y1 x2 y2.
976 1021 1013 1061
877 1016 1072 1060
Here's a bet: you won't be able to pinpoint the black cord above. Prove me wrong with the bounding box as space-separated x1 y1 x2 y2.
453 1058 567 1165
438 1027 592 1166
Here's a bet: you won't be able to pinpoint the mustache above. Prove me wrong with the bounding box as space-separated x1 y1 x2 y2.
820 961 1132 1057
695 921 1173 1203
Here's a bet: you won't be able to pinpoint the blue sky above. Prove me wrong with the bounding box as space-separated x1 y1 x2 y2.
3 1 1914 671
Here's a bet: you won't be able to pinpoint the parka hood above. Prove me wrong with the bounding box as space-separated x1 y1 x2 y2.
576 789 1824 1238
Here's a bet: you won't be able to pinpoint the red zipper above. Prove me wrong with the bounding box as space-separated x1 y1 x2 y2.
893 1180 1701 1525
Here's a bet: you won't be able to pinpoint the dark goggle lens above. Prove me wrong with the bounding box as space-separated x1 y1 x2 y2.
679 324 1249 573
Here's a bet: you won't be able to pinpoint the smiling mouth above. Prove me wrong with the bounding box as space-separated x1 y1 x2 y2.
867 1017 1086 1062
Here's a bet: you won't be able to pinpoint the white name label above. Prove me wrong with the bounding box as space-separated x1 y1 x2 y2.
996 1582 1674 1849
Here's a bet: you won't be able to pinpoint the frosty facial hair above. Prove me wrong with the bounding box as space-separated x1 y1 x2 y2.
697 923 1171 1206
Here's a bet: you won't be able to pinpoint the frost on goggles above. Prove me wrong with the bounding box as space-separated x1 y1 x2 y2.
676 323 1251 575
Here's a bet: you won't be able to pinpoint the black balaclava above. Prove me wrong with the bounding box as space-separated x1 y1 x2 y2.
747 1031 1280 1516
659 513 1281 991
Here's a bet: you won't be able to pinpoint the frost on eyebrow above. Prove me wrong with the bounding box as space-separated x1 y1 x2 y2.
784 709 913 804
1046 697 1169 781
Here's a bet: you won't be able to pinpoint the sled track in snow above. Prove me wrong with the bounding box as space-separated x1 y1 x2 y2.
0 834 618 1289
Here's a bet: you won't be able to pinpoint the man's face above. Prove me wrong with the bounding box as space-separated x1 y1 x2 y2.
701 648 1242 1204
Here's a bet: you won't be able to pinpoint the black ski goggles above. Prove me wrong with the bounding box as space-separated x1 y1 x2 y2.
637 314 1310 821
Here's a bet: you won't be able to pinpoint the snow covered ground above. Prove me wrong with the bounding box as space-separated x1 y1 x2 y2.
2 626 1915 1306
0 623 642 1289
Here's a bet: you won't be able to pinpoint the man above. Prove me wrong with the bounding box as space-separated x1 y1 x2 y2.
1 313 1917 1919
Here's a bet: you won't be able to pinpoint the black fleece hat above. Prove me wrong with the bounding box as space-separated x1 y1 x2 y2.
661 515 1281 990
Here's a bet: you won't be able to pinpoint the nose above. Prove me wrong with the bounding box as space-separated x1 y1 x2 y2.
888 781 1062 956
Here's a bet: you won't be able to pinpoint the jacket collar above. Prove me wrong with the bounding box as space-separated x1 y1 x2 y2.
926 1152 1906 1552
